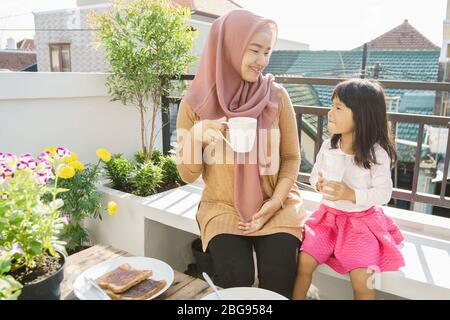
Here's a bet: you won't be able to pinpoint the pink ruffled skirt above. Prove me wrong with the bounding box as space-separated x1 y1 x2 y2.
301 204 405 274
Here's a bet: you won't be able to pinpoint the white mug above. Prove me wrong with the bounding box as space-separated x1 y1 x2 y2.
220 117 257 153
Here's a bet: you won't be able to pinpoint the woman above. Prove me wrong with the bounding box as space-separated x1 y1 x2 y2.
176 9 306 298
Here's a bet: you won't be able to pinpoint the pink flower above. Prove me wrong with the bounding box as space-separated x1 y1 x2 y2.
62 215 71 225
17 154 38 171
10 242 24 255
55 147 71 159
36 172 48 185
16 161 29 170
19 153 33 162
36 160 52 173
1 153 17 170
0 163 14 182
38 152 52 162
35 160 55 185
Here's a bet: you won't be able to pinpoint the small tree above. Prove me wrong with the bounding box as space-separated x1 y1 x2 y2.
91 0 197 160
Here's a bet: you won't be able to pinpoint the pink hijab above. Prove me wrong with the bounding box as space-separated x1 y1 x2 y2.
184 9 281 222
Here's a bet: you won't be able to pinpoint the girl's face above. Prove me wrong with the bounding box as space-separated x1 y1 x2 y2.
328 97 356 135
240 28 273 82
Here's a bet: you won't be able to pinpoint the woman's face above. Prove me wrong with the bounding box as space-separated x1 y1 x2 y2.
240 27 273 82
328 97 356 135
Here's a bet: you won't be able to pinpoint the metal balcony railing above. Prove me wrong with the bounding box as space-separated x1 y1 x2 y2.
162 75 450 211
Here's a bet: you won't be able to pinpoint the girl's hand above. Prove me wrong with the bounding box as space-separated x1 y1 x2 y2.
316 170 326 192
192 117 226 145
238 199 281 234
323 181 356 202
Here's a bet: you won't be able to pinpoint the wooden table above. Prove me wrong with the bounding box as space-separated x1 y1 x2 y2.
61 244 216 300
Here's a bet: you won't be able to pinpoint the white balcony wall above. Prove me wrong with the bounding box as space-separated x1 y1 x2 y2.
0 72 162 164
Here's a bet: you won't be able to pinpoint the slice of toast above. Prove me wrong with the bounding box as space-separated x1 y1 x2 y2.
106 278 167 300
95 263 152 293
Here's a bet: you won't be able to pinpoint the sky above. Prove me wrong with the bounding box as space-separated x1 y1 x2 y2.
0 0 447 50
235 0 447 50
0 0 76 48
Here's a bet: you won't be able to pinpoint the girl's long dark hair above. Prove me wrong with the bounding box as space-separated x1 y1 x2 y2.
330 79 397 169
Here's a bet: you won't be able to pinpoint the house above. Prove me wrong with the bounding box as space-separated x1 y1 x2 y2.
0 38 37 71
33 0 308 72
16 39 36 52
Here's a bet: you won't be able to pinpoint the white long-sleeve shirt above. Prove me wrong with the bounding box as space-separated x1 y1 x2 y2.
309 139 393 212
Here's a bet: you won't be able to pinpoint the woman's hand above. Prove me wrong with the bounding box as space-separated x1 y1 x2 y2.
192 117 226 145
323 180 356 202
238 198 281 234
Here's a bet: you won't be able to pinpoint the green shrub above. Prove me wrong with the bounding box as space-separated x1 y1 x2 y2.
160 155 181 185
134 149 163 166
104 154 135 191
134 150 145 165
133 162 163 196
151 149 164 166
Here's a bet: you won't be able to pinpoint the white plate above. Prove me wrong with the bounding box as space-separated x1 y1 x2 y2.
201 287 288 300
73 257 174 300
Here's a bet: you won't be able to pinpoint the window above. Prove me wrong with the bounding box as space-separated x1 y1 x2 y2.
49 44 71 72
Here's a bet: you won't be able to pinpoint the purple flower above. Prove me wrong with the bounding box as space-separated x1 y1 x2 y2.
62 215 71 225
16 154 38 171
28 160 37 170
38 152 52 162
35 160 55 185
10 242 24 255
19 153 33 162
0 152 14 164
55 147 71 159
16 161 29 170
36 172 49 185
0 163 14 182
36 161 51 173
1 153 17 170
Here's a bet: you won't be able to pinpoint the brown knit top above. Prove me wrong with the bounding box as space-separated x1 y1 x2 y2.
176 86 307 251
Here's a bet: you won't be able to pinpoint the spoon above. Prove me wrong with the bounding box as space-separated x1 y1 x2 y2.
202 272 222 300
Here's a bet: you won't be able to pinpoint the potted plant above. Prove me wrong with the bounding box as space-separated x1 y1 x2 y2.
0 149 73 300
90 0 197 161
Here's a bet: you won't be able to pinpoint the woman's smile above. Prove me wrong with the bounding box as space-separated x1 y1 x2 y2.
248 66 262 76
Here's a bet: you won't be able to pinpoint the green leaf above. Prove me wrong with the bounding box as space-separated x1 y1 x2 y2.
28 240 43 255
0 259 11 274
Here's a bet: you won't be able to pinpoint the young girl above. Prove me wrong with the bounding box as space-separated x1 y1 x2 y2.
292 79 405 300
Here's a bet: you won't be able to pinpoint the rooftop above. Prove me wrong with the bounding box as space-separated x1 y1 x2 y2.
353 19 440 51
0 50 37 71
265 50 440 163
